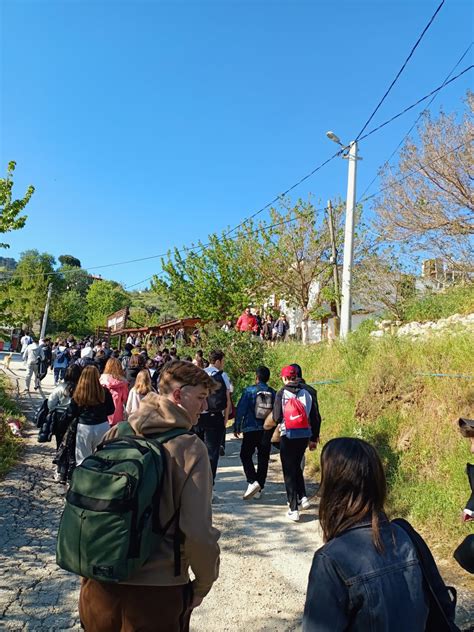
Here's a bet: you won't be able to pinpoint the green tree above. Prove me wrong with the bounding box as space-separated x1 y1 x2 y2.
129 288 182 326
153 230 263 322
86 280 131 330
7 250 56 330
58 254 81 268
58 265 93 296
248 198 342 343
50 289 89 336
0 161 35 248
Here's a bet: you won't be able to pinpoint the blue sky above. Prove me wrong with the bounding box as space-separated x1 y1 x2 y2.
1 0 472 288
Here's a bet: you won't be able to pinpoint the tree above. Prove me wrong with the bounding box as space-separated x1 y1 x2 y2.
373 92 473 263
153 230 263 322
129 289 181 326
248 198 343 343
7 250 56 329
86 280 131 330
0 161 35 248
58 254 81 268
57 265 93 296
50 289 89 336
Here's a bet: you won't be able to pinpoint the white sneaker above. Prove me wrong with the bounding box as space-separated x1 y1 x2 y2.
299 496 311 510
287 509 300 522
243 481 261 500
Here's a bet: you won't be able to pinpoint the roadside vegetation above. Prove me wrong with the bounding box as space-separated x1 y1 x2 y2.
0 374 24 478
263 328 473 559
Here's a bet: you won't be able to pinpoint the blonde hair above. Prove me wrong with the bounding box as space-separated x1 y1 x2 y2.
159 360 217 395
103 357 125 380
134 369 153 396
74 366 105 407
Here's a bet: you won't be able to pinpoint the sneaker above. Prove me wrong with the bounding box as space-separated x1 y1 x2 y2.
243 481 261 500
287 509 300 522
254 489 264 500
299 496 311 510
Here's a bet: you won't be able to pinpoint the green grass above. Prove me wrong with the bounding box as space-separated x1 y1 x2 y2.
401 283 474 322
263 329 474 557
0 375 24 479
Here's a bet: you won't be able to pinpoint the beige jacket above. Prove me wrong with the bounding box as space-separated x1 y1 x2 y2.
104 393 220 598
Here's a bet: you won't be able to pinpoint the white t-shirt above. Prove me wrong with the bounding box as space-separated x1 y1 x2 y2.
204 365 231 390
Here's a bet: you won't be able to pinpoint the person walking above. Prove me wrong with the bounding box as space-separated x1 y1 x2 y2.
100 357 129 426
234 366 276 500
68 366 115 466
22 337 40 392
302 438 448 631
78 360 221 632
125 368 154 416
52 340 69 385
273 365 321 521
235 307 258 333
195 350 231 486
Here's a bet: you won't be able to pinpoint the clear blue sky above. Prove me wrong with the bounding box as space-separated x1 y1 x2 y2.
1 0 472 288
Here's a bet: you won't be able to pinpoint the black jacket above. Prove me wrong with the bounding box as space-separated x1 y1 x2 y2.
273 379 322 441
68 387 115 426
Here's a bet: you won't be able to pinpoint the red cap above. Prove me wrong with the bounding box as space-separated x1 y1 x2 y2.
281 365 297 379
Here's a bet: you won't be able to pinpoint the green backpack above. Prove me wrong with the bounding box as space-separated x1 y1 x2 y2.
56 422 188 583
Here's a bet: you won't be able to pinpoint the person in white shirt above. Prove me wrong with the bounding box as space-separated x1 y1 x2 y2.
125 369 154 416
23 338 40 392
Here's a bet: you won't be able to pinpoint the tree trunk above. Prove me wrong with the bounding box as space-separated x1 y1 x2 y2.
301 313 309 345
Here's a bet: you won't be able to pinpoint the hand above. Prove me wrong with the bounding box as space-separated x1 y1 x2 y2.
234 431 241 438
308 441 318 451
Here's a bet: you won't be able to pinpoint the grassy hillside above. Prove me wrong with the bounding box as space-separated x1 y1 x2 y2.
263 328 474 559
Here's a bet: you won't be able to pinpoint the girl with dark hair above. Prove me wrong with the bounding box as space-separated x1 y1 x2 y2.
303 438 431 631
68 366 115 465
125 353 146 388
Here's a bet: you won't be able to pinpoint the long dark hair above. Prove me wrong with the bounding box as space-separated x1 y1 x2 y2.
319 438 387 552
64 364 82 397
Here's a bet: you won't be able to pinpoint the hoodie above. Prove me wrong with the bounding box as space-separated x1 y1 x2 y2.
100 374 129 425
104 393 220 597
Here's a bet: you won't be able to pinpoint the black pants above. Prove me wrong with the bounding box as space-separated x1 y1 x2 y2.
195 413 225 484
240 429 272 489
279 435 308 511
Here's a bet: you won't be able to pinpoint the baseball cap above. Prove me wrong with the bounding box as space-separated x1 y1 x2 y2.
281 365 298 379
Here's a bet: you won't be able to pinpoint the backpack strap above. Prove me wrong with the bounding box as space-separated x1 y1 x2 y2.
392 519 459 631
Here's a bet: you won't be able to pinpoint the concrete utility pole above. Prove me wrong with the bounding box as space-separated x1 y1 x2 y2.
40 283 53 340
340 141 358 339
326 200 340 317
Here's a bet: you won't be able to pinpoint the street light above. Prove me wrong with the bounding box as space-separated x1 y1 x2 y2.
326 131 361 339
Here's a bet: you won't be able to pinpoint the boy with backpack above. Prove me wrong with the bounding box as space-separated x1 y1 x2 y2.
195 350 231 485
58 360 221 632
273 365 322 522
234 366 276 500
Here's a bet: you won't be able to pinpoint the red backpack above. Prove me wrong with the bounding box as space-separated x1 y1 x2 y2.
282 390 311 439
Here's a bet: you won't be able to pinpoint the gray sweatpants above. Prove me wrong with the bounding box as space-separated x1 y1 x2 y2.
25 362 39 390
75 421 110 466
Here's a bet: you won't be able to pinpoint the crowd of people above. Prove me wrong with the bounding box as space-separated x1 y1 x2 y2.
16 329 472 631
230 307 290 342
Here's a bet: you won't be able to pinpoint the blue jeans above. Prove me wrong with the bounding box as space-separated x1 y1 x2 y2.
54 367 66 383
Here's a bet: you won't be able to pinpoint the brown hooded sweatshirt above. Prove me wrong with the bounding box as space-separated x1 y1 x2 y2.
104 392 220 598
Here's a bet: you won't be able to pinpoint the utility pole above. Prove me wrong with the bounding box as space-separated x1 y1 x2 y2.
40 283 53 340
340 141 358 339
326 200 340 338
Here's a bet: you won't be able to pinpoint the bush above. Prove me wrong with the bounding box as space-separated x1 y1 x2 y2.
0 376 24 478
401 283 474 322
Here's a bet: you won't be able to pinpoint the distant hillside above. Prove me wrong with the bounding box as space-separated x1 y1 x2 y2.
0 257 17 271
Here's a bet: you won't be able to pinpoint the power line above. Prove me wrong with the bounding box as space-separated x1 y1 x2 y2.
358 65 473 143
357 41 473 203
355 0 446 141
4 66 471 284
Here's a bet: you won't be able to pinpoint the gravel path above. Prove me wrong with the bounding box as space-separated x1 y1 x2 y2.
1 354 472 631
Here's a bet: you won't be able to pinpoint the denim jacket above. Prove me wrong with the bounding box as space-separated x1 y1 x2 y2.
303 521 429 632
234 383 276 433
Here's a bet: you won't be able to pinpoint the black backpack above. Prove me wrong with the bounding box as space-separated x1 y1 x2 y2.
206 371 228 413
